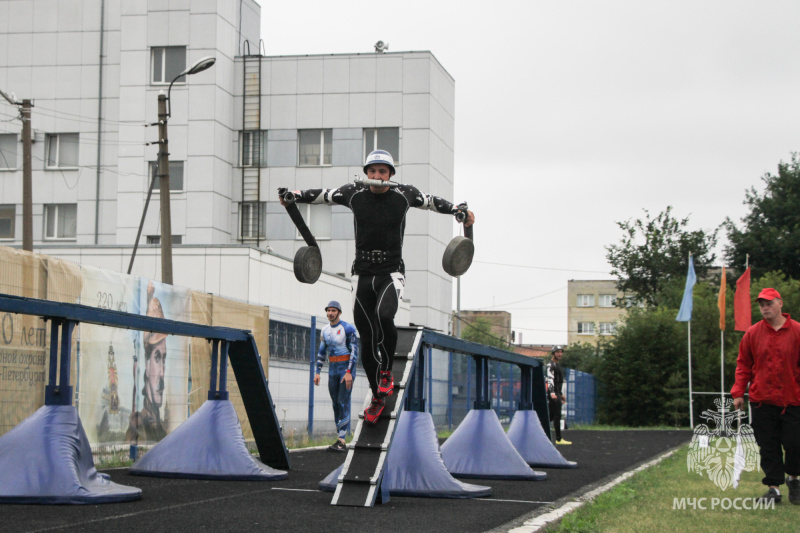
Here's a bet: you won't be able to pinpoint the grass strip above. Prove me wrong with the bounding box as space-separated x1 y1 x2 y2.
546 445 798 532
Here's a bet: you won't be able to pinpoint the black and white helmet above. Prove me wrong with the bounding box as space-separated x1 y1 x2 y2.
363 149 396 176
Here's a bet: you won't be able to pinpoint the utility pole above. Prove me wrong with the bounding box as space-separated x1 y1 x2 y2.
21 100 32 251
0 89 32 251
157 91 173 285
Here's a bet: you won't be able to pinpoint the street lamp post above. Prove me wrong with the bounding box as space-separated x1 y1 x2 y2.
0 90 33 252
150 56 215 285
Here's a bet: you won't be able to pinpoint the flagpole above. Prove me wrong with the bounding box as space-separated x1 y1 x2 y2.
688 319 693 428
744 254 749 425
719 266 727 422
721 328 725 418
677 252 696 429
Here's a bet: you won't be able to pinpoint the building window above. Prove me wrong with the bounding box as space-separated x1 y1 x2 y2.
577 322 595 335
364 128 399 164
240 202 266 239
151 46 186 84
576 294 595 307
146 235 183 245
44 204 77 240
599 294 616 307
297 204 331 240
599 322 617 335
149 161 184 191
46 133 79 168
0 134 17 170
0 205 14 239
298 129 331 166
240 131 267 167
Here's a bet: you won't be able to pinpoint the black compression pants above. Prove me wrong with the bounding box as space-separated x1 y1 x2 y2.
352 272 404 397
549 398 563 441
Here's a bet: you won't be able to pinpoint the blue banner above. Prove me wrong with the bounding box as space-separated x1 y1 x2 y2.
676 256 697 322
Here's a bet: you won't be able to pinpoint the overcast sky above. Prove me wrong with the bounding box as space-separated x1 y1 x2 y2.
261 1 800 345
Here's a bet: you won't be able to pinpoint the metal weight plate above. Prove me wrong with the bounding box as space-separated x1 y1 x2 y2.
294 246 322 284
442 236 474 277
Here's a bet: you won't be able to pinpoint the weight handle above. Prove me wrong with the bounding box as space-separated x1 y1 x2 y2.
284 201 318 248
455 203 474 242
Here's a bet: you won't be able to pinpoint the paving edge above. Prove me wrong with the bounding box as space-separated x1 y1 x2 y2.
493 445 683 533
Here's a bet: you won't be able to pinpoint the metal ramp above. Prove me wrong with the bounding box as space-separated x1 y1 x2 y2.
331 326 423 507
228 336 289 469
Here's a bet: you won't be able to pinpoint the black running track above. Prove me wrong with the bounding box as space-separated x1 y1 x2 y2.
5 430 691 533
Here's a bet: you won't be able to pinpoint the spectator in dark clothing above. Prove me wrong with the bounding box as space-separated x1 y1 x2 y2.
547 345 570 445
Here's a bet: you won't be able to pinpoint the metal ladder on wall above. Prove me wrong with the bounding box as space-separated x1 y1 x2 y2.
241 49 262 246
331 327 423 507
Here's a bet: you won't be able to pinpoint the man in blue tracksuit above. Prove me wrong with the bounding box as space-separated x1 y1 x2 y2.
315 300 359 451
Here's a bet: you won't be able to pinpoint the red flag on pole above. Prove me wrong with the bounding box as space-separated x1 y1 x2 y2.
718 267 727 330
734 267 752 331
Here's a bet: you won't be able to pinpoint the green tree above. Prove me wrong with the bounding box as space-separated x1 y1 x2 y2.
562 342 602 375
594 306 685 426
605 206 718 306
594 280 740 427
663 370 689 427
725 154 800 279
740 271 800 327
460 317 508 349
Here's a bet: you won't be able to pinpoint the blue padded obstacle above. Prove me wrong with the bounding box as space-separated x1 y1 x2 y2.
130 399 287 480
320 411 491 498
441 409 547 480
507 409 577 469
0 405 141 504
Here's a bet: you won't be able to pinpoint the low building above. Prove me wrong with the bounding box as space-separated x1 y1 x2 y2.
567 279 627 346
456 310 511 345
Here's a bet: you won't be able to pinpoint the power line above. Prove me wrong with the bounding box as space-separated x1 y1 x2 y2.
474 260 610 275
472 286 567 310
33 104 128 127
453 314 515 349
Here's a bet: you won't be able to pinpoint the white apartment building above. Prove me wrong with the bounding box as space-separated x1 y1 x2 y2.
0 0 457 332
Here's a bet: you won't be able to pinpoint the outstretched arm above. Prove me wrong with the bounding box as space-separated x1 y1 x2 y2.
278 183 357 207
402 184 475 226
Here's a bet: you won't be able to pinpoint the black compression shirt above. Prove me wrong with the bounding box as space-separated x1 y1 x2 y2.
293 182 458 275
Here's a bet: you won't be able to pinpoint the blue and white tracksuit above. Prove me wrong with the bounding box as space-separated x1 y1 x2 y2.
317 320 359 440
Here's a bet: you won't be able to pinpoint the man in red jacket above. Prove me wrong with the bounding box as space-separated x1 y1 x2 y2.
732 287 800 504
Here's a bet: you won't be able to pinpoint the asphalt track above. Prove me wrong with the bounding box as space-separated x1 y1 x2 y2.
5 430 691 533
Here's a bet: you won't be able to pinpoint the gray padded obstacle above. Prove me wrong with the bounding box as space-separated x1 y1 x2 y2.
130 399 287 480
320 411 490 498
0 405 141 504
0 294 289 504
441 409 547 480
507 409 577 468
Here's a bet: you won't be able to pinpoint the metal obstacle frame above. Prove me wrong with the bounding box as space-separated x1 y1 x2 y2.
0 293 289 470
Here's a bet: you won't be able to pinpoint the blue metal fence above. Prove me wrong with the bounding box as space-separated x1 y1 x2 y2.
564 368 596 426
267 315 598 436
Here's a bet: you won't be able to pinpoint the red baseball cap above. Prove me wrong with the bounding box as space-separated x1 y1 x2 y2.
756 288 782 301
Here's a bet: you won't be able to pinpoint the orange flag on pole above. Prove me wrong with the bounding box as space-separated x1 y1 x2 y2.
734 267 752 332
718 267 727 330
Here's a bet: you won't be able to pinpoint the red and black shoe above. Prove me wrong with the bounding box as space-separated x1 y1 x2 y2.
364 397 385 424
378 371 394 397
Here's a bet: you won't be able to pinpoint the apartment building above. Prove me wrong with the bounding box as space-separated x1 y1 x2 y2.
567 279 626 346
0 0 456 331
